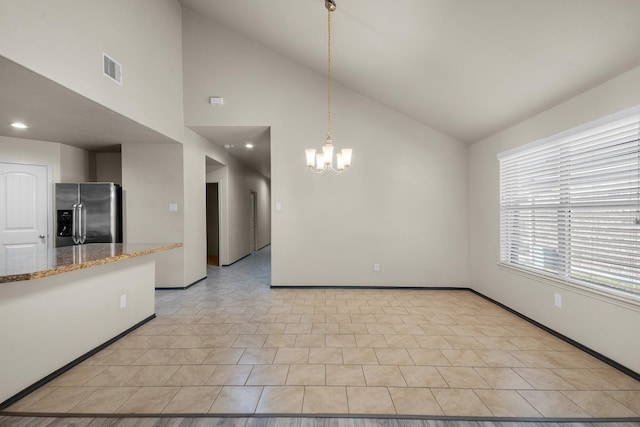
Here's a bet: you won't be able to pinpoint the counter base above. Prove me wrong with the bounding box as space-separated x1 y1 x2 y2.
0 256 156 406
0 314 155 410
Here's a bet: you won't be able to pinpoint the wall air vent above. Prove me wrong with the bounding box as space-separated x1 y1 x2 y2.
102 52 122 85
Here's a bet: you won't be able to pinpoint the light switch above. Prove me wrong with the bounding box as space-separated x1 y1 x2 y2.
275 202 282 211
168 203 178 212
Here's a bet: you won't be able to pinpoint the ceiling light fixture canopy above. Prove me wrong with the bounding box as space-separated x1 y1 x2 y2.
305 0 352 175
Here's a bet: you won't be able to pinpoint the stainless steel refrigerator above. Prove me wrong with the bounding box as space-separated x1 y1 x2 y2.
55 183 123 247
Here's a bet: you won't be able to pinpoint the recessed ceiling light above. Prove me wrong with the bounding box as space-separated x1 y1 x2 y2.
223 144 234 149
10 122 28 129
245 143 254 149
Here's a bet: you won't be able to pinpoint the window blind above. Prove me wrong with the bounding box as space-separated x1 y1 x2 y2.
499 111 640 298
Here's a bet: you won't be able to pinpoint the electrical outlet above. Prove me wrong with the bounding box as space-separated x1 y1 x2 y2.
120 294 127 309
373 262 380 272
554 292 562 308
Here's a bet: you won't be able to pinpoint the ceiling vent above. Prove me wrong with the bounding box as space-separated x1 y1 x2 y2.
102 52 122 85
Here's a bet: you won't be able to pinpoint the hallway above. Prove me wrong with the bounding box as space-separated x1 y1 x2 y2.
3 246 640 419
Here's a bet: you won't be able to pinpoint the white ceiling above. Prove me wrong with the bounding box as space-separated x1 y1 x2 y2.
179 0 640 143
192 125 271 178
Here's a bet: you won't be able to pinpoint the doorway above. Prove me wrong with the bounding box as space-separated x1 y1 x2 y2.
206 182 219 266
0 162 49 260
249 191 258 253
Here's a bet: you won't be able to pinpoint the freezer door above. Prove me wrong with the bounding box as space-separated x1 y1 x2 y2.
79 183 121 244
55 183 79 247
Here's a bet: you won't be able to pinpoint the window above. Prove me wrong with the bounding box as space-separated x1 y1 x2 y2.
499 107 640 299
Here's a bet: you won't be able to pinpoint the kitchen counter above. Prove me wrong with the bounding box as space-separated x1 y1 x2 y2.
0 242 182 283
0 242 181 407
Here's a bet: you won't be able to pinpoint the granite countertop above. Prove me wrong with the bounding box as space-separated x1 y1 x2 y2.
0 243 182 283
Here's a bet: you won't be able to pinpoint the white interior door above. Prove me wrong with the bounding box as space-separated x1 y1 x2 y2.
0 162 49 264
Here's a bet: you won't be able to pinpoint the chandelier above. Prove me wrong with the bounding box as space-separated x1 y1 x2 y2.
305 0 352 175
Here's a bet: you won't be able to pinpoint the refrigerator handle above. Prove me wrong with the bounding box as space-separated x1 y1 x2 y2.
72 203 80 245
78 203 87 244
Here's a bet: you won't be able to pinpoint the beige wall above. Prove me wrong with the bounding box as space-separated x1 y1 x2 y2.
181 138 207 285
0 137 114 185
0 136 93 244
59 144 90 183
183 9 469 287
248 174 271 250
0 0 186 144
95 152 122 185
0 136 61 182
121 143 186 287
469 65 640 373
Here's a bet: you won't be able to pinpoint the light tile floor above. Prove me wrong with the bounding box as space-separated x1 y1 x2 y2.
5 246 640 418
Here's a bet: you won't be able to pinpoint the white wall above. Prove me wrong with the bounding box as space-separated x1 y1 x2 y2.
183 9 469 287
469 65 640 374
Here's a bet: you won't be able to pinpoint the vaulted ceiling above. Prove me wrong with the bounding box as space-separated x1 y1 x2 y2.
3 1 640 178
180 0 640 143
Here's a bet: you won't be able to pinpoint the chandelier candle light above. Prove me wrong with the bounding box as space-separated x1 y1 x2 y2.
305 0 352 175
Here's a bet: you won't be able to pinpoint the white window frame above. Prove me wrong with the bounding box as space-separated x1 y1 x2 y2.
498 105 640 303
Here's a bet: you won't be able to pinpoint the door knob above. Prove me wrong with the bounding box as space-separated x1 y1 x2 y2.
39 234 46 239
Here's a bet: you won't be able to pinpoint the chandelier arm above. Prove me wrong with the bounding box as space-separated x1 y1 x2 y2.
309 167 325 175
328 164 344 175
308 165 345 175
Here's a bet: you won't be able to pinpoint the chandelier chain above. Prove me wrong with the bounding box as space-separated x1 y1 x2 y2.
327 6 332 139
304 0 351 175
